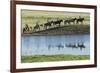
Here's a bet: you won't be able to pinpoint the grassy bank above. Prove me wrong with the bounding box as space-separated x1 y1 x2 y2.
21 54 90 63
22 24 90 36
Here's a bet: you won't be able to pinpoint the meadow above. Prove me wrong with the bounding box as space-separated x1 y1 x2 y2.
21 54 90 63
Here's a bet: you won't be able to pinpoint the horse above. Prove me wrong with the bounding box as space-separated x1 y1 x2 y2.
76 17 84 24
64 18 77 25
34 24 40 31
44 21 53 29
23 24 30 33
23 28 26 33
52 19 63 27
40 24 43 27
69 18 77 24
64 19 70 25
29 26 33 33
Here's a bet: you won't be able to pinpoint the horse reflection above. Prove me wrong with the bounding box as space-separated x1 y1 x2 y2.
65 42 85 50
48 42 85 51
48 44 64 50
48 45 55 50
56 44 64 50
77 42 85 50
65 43 78 48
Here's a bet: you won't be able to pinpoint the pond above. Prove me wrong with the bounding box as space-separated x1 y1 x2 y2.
21 34 90 56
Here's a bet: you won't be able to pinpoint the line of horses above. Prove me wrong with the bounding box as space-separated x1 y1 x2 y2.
23 16 84 33
48 42 85 51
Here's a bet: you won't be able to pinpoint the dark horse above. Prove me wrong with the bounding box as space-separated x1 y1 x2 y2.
44 21 53 29
76 17 84 24
52 19 63 27
64 18 77 25
34 24 40 31
23 24 29 33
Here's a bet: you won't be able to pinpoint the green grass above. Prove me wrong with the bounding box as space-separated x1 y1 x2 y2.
21 54 90 63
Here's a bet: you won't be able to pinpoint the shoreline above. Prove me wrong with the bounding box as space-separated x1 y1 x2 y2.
21 33 90 36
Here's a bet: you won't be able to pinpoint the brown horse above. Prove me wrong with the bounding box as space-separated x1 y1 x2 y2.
76 16 84 24
44 21 53 29
23 24 29 33
64 18 77 25
52 19 63 27
34 24 40 32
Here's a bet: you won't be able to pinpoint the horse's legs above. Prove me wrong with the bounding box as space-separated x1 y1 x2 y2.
64 21 66 25
58 23 60 27
38 26 40 31
77 20 79 24
23 28 25 33
44 25 47 30
73 20 76 24
81 21 83 24
68 21 70 25
27 27 29 32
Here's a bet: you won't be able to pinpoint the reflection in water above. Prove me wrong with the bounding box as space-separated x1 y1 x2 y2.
21 35 90 56
48 44 64 50
48 42 85 51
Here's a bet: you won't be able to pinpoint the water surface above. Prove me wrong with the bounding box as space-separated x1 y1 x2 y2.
21 35 90 56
